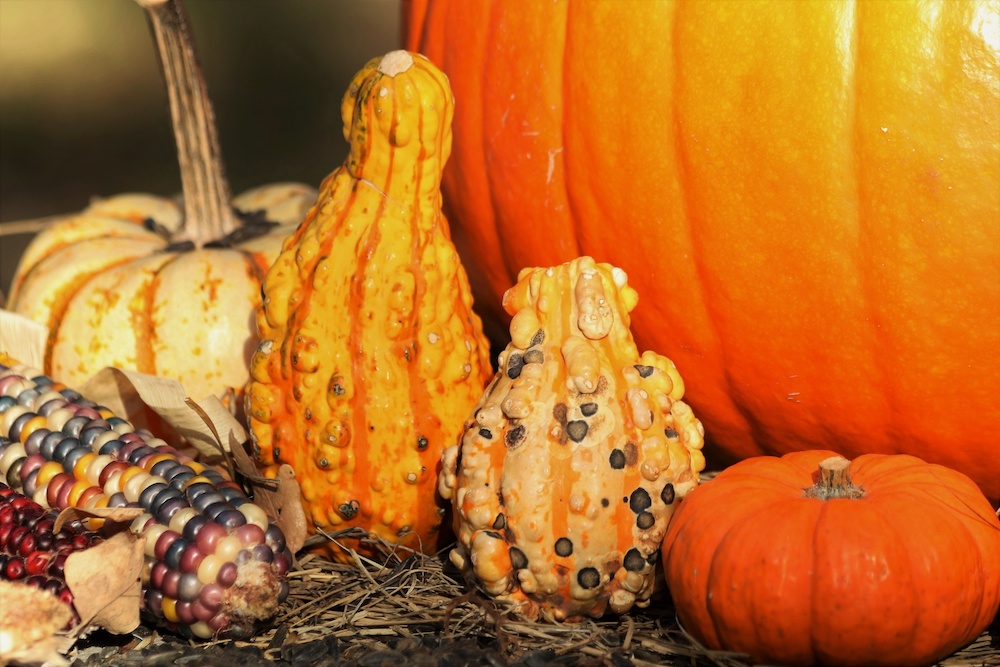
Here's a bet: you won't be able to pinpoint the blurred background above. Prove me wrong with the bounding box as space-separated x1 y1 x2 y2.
0 0 402 297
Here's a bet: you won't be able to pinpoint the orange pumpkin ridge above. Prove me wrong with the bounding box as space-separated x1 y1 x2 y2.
128 256 169 377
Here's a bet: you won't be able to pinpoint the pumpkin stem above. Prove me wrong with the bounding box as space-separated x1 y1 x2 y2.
138 0 237 246
804 456 865 500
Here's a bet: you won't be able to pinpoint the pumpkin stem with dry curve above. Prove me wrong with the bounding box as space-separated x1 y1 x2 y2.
138 0 238 245
805 455 865 500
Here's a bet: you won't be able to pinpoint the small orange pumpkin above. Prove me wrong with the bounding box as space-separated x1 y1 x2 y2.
247 51 492 560
662 450 1000 666
7 0 314 408
441 256 705 620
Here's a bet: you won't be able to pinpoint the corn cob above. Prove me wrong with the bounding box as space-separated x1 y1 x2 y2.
0 359 291 640
0 481 100 629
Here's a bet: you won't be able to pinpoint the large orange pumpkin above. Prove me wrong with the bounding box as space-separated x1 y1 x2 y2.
403 1 1000 501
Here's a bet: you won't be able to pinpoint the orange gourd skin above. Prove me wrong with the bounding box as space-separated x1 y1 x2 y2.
440 256 705 620
7 184 315 405
247 52 492 560
403 1 1000 502
662 450 1000 667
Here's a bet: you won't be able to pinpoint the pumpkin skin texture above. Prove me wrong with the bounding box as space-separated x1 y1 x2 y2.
403 1 1000 501
7 183 315 405
247 51 492 561
661 450 1000 667
439 256 706 620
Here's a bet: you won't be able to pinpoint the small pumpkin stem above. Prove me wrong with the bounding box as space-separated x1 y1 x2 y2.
377 50 415 76
804 456 865 500
138 0 237 245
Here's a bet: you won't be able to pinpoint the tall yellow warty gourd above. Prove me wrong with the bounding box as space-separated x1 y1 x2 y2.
246 51 492 560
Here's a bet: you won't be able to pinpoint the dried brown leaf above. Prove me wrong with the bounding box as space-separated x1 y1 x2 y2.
229 432 307 555
1 312 243 466
266 465 308 556
0 310 47 371
77 366 178 444
53 506 145 534
79 366 246 460
64 531 145 636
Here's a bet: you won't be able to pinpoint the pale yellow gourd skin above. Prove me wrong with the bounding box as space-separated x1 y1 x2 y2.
439 256 706 620
247 51 492 560
8 184 315 404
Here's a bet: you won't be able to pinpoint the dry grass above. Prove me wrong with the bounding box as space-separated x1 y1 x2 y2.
182 528 998 667
233 529 751 666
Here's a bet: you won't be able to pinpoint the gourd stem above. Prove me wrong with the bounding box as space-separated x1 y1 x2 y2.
804 456 865 500
138 0 237 245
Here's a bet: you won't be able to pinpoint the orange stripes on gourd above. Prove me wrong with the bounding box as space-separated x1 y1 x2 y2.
440 257 706 621
247 51 491 561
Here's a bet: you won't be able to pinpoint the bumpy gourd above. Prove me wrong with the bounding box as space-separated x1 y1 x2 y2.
439 256 706 620
247 51 492 560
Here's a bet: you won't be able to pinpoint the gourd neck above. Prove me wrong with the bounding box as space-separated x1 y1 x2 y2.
344 51 451 206
804 456 865 500
139 0 237 246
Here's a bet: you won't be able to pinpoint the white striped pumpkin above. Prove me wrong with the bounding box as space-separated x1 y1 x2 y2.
7 183 315 407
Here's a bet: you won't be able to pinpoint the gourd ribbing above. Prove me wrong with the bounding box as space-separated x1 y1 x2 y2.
247 51 491 562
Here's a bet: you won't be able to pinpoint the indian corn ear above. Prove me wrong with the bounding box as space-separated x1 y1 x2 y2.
0 482 98 629
0 357 290 640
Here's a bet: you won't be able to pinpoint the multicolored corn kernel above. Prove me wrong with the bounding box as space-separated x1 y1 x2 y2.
0 359 291 640
0 481 98 627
